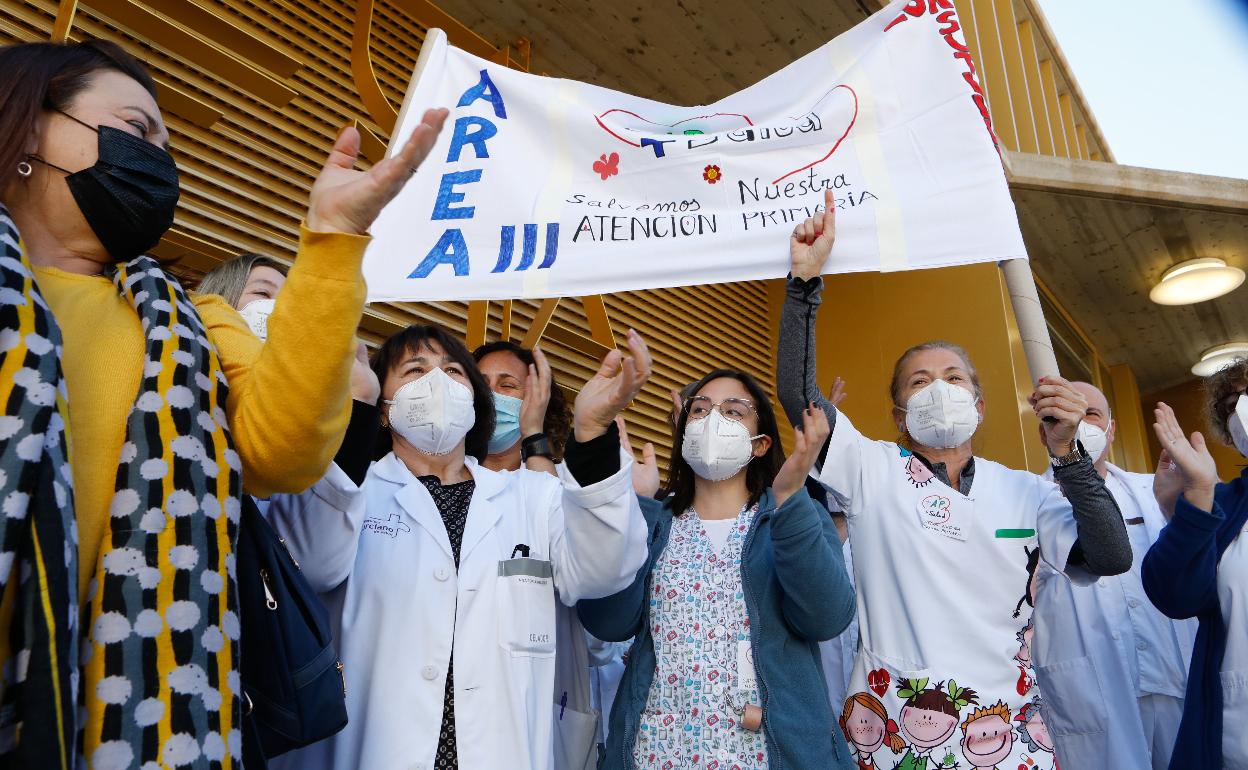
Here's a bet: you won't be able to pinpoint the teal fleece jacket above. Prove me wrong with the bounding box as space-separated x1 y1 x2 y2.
578 487 857 770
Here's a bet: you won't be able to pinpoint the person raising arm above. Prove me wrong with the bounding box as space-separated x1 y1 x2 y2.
776 188 1129 770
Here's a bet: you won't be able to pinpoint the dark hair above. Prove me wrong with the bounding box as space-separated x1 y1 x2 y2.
472 340 572 460
0 40 157 195
197 253 288 309
1204 357 1248 446
889 340 983 408
668 380 703 429
666 369 785 516
900 680 978 718
370 324 495 462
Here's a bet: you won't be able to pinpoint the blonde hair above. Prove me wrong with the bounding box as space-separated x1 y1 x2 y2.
890 340 983 408
961 700 1011 733
196 253 287 309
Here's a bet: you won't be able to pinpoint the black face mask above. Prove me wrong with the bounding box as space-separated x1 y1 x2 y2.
30 112 180 261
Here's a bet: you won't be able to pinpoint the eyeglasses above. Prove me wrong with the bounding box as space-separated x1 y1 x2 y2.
684 395 757 422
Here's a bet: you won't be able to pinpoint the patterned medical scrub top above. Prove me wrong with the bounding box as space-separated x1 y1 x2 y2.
634 503 768 770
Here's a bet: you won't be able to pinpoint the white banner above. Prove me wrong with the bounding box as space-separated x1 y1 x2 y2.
364 0 1027 303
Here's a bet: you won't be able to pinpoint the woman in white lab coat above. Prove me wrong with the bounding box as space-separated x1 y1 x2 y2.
266 323 651 770
473 338 604 770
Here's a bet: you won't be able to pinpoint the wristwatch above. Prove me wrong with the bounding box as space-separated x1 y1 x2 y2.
1050 440 1086 468
521 433 554 462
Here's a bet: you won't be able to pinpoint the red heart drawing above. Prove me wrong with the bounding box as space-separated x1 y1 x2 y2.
1016 665 1034 696
591 152 619 180
921 494 953 523
867 668 891 697
769 84 858 184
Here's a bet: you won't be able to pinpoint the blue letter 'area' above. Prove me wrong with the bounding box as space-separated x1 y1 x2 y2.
446 116 498 163
409 229 470 278
432 170 482 220
457 70 508 119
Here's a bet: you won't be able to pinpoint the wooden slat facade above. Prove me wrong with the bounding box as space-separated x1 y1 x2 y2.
1 0 779 470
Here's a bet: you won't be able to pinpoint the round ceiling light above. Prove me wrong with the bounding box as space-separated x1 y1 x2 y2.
1192 342 1248 377
1150 258 1245 306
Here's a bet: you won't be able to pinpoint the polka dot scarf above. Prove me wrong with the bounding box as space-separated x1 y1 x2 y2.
0 205 78 769
0 206 245 768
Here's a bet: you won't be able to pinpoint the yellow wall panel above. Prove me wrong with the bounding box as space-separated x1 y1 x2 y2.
1109 363 1151 473
962 0 1018 152
1058 92 1080 160
1016 19 1054 156
1038 58 1070 157
994 0 1039 153
1144 378 1245 483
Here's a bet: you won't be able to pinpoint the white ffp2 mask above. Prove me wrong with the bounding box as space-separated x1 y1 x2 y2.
1229 394 1248 458
386 367 476 456
904 379 980 449
238 298 275 341
1077 421 1109 463
681 410 762 482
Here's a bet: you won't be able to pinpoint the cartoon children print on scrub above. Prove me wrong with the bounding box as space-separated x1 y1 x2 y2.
959 701 1016 770
903 452 936 488
839 691 906 768
1012 619 1036 696
894 678 979 770
1015 695 1057 765
1011 546 1041 619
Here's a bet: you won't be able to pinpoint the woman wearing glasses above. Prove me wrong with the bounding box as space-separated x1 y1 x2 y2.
578 369 858 770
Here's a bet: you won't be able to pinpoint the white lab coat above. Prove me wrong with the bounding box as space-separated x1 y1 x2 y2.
819 539 857 719
1033 464 1198 770
552 601 599 770
264 452 646 770
587 633 628 749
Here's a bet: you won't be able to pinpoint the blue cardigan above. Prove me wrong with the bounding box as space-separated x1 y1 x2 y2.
577 488 857 770
1142 467 1248 769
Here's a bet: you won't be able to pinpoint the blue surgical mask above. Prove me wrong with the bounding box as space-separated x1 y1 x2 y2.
489 391 524 454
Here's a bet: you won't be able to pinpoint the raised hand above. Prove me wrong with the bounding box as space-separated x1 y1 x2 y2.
306 108 449 236
573 329 653 441
828 376 847 408
789 187 837 281
1153 402 1218 512
772 403 831 507
668 387 686 425
1029 375 1087 456
616 415 660 497
520 347 553 438
349 341 381 404
1152 449 1183 520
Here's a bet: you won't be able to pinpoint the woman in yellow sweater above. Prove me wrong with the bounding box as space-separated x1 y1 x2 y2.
0 39 446 767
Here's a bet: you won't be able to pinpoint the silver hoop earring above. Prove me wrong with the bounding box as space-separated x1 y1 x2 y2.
16 161 33 178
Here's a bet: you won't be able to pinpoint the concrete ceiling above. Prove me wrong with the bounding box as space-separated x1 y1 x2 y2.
430 0 877 103
1008 152 1248 393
